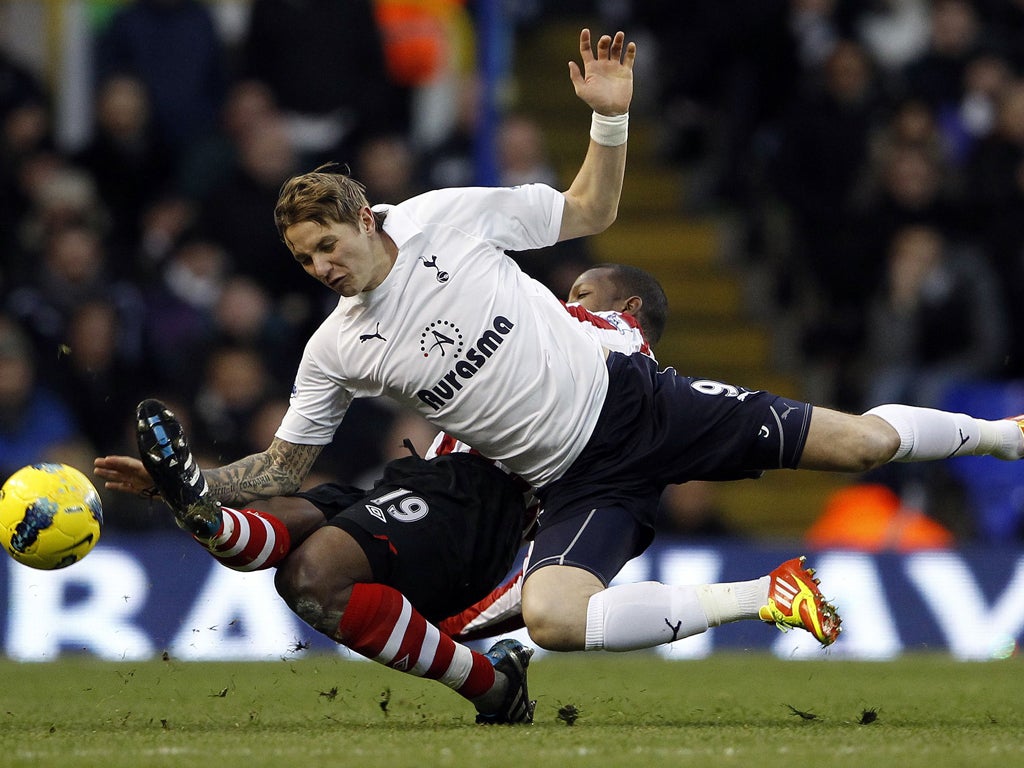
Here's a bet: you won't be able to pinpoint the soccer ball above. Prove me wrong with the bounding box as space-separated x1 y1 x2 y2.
0 463 103 570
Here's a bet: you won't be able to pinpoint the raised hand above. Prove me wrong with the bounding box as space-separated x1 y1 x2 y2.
568 29 636 117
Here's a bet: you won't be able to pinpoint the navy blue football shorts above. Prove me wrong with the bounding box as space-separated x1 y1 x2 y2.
527 351 812 584
296 453 526 623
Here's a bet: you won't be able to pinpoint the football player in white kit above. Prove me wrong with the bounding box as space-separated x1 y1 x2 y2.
100 261 670 727
96 26 1024 719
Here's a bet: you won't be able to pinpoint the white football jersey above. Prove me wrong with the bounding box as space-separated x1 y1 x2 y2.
277 184 609 487
426 305 654 472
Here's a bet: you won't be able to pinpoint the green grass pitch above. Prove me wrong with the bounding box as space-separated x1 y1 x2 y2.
1 653 1022 767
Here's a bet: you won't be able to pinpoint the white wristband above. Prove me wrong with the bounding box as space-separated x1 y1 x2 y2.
590 111 628 146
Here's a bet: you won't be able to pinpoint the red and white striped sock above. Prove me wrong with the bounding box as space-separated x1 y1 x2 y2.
198 507 291 571
338 583 495 700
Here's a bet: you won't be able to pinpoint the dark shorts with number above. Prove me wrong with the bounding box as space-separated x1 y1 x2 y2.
527 351 813 584
295 453 525 623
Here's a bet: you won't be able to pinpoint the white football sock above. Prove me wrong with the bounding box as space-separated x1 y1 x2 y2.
866 404 1024 461
695 577 769 627
585 582 707 651
585 581 740 651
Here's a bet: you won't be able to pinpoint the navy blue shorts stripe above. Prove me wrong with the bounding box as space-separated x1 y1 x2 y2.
524 505 647 586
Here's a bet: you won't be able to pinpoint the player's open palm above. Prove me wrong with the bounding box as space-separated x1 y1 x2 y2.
569 29 636 117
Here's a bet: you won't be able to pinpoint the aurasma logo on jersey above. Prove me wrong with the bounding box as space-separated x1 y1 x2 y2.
416 315 515 410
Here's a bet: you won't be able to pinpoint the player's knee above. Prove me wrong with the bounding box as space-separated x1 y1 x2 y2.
274 556 312 614
830 437 890 473
852 414 902 469
521 592 586 651
524 619 579 651
522 565 597 650
805 411 901 471
275 552 347 634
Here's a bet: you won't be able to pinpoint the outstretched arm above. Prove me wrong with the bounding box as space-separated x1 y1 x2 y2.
558 28 637 242
201 438 324 503
95 437 323 506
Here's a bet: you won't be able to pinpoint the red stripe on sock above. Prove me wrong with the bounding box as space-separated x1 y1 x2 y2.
206 508 291 571
389 610 427 671
425 636 457 678
221 509 243 549
339 583 406 657
458 651 496 699
338 584 494 698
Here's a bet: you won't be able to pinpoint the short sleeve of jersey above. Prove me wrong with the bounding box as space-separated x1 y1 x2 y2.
276 337 354 445
399 184 564 252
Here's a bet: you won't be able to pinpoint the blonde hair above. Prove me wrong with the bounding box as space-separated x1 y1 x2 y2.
274 164 385 240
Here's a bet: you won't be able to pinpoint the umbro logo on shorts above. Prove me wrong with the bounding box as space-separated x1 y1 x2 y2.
366 488 430 523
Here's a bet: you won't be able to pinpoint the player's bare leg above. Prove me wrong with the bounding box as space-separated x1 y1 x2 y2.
521 564 602 650
273 525 373 632
244 496 326 545
797 408 900 471
799 405 1024 471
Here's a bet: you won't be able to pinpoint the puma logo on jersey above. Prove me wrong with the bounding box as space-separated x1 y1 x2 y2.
360 323 387 343
779 404 798 420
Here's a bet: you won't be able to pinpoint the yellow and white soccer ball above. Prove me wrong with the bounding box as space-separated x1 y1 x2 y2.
0 463 103 570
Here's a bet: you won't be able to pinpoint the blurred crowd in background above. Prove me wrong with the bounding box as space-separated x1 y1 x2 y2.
650 0 1024 414
2 0 1024 540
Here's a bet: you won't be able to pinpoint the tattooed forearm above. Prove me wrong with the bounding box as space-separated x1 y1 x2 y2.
202 439 323 505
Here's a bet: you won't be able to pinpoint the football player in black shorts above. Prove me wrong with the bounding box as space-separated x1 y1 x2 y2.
92 262 662 725
134 398 537 725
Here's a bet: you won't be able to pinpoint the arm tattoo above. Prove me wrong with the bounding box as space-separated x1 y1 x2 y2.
203 439 323 505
